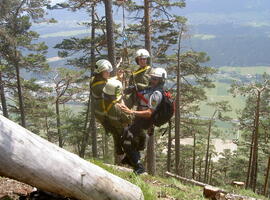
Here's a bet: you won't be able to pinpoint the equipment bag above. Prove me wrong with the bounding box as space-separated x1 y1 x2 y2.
152 90 174 127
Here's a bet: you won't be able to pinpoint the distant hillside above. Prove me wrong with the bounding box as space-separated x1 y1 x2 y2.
29 1 270 68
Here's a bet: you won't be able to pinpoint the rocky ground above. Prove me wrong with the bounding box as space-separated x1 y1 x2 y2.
0 177 33 200
0 178 73 200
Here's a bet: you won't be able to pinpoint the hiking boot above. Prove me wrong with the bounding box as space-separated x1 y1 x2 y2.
133 163 145 175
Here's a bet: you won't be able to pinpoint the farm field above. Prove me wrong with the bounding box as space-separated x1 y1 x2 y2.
199 66 270 119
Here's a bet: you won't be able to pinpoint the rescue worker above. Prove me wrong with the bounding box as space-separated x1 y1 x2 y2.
124 49 152 108
94 79 134 159
91 59 113 100
120 67 167 174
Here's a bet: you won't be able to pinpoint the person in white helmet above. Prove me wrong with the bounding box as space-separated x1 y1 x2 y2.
94 79 134 160
90 59 113 100
124 49 152 108
119 67 167 174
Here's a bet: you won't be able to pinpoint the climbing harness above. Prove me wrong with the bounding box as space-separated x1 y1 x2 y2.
132 66 151 76
91 80 106 88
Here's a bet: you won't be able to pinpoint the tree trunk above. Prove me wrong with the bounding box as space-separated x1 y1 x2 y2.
103 131 109 161
80 4 97 158
0 71 9 118
204 110 217 183
144 0 151 63
199 159 202 181
207 153 212 184
146 127 156 175
263 157 270 196
192 131 196 179
15 60 26 127
167 120 172 172
209 161 213 185
251 90 261 192
45 115 52 142
90 95 97 158
90 4 97 158
103 0 116 70
55 99 62 147
144 0 155 175
0 115 144 200
204 120 212 183
246 124 255 189
175 25 184 176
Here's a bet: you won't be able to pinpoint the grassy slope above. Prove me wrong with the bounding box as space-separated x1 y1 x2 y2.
91 159 268 200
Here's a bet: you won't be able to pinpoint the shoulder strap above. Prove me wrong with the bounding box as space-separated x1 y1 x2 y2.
102 100 118 113
132 66 151 76
91 80 106 88
136 92 149 104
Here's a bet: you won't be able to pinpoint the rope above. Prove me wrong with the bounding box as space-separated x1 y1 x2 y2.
121 1 129 65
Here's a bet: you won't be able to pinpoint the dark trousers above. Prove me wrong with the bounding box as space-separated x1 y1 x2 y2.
121 117 151 168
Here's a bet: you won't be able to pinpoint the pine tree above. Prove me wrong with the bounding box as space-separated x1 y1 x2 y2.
51 68 83 147
230 73 270 193
0 0 49 127
56 0 107 157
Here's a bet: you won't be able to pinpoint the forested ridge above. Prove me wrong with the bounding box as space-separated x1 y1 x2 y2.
1 0 270 199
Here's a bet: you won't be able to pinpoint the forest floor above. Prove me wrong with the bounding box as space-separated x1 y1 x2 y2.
0 160 268 200
0 177 33 200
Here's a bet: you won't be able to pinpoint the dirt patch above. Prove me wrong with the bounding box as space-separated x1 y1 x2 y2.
0 177 33 200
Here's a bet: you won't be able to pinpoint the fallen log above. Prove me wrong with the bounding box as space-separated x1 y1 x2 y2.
165 171 210 188
0 115 144 200
165 172 260 200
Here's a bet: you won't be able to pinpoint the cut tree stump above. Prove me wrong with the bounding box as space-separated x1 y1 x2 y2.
232 181 245 188
203 185 224 200
0 115 144 200
165 172 259 200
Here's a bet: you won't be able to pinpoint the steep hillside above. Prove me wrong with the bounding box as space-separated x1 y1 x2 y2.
0 159 269 200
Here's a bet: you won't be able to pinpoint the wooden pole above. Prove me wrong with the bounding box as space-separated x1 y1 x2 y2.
0 115 144 200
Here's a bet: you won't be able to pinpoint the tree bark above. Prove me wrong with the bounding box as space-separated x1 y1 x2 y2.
90 95 97 157
263 157 270 196
0 115 144 200
80 4 97 158
0 71 9 118
207 153 212 184
146 127 156 175
250 90 261 192
175 25 185 175
103 131 109 161
90 4 98 158
192 131 196 179
144 0 155 175
199 159 202 181
167 120 172 172
55 99 62 147
246 123 255 189
204 110 217 183
15 59 26 127
103 0 116 70
204 120 212 183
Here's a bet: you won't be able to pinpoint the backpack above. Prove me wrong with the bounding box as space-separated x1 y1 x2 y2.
151 90 174 127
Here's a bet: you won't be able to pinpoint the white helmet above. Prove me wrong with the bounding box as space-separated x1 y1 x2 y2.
135 49 150 58
103 79 123 98
95 59 113 74
150 67 167 79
